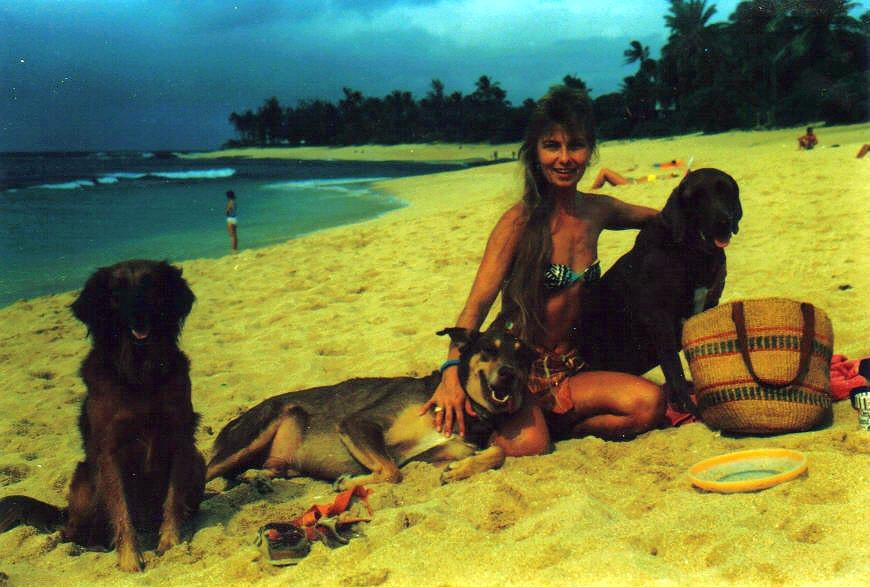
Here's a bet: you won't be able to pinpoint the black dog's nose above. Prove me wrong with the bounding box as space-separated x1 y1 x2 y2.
498 366 516 380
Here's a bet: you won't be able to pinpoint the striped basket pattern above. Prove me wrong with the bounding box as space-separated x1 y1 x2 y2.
682 298 834 435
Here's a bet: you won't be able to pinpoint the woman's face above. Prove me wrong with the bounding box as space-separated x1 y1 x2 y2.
536 125 590 191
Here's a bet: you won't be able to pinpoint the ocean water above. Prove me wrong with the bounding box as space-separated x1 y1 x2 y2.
0 152 461 307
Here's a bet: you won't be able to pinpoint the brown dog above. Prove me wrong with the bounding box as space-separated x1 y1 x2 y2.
206 322 534 490
0 260 205 572
578 169 741 413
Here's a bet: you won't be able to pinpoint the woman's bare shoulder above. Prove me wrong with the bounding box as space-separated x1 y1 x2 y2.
487 202 527 245
576 191 621 217
496 202 528 229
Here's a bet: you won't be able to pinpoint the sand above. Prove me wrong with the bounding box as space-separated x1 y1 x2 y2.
1 123 869 586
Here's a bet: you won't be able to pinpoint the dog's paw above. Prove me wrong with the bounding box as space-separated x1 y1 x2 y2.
241 470 275 494
117 542 144 573
439 462 469 484
333 474 354 492
156 526 180 555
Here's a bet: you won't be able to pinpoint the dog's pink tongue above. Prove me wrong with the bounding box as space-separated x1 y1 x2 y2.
714 237 730 248
132 328 149 340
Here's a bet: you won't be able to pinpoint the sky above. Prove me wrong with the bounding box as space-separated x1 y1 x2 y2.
2 0 868 152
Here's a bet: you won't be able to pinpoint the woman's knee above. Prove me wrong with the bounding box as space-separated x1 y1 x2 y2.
627 383 666 431
491 429 550 457
490 403 552 457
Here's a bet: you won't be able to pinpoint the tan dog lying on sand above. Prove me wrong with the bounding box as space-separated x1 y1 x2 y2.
206 322 534 490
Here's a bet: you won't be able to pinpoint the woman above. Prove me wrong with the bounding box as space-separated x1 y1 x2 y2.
422 86 666 457
225 190 238 251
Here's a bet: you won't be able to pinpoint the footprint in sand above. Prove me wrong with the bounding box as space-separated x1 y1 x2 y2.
0 464 31 486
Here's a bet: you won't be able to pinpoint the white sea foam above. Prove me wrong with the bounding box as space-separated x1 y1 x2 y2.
37 179 97 190
151 168 236 180
263 176 389 190
29 168 237 190
104 172 147 180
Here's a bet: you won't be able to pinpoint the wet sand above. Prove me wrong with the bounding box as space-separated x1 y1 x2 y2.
1 123 869 586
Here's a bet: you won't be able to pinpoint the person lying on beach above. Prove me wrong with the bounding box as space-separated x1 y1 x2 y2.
654 159 683 169
798 127 818 150
589 167 681 189
421 85 666 457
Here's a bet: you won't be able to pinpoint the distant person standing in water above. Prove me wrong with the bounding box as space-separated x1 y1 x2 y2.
225 190 238 251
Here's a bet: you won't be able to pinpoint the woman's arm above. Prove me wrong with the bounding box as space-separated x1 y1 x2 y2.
597 194 658 230
422 203 526 437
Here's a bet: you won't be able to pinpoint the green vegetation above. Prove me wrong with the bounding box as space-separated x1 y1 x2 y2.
227 0 869 147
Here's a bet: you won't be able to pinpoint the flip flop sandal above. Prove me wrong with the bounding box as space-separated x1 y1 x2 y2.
313 517 356 548
255 523 310 566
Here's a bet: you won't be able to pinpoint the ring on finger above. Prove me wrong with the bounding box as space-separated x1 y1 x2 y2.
433 406 444 413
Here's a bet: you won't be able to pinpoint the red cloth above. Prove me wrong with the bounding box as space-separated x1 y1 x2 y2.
293 485 373 541
829 354 869 401
664 388 699 427
665 403 697 427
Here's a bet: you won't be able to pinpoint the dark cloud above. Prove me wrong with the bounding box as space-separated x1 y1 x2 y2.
2 0 865 152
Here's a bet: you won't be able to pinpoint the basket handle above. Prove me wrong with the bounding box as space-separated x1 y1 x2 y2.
731 301 815 388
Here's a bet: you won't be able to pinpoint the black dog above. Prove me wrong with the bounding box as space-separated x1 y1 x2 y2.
0 260 206 572
206 323 535 490
578 168 741 412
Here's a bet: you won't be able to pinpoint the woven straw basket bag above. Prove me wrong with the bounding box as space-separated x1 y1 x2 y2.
682 298 834 434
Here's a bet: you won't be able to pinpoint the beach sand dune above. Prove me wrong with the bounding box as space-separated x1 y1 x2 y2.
1 124 869 586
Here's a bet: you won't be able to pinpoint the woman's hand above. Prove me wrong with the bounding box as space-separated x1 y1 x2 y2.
420 368 475 437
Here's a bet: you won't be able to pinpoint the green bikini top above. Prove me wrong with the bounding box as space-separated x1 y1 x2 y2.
544 259 601 290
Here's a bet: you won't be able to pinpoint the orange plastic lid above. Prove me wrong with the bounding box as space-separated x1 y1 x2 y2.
688 448 808 493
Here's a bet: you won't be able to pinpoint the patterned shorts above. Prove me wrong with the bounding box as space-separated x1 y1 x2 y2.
527 347 588 414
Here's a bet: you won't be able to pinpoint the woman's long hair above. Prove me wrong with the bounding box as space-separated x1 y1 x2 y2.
501 85 598 345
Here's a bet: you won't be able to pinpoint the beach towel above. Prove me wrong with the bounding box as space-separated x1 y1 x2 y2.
829 354 869 401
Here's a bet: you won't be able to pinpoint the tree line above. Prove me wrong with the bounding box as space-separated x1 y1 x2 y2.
227 0 869 147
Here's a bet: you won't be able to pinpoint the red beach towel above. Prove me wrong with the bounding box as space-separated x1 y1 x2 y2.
829 354 869 401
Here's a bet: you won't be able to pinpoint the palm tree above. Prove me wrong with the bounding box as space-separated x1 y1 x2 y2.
621 41 657 129
420 79 447 141
623 40 650 65
257 97 284 144
726 1 780 126
562 74 590 93
768 0 865 123
379 90 418 144
466 75 510 142
660 0 720 115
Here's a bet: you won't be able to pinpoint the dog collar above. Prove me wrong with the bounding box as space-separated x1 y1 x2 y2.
466 397 492 423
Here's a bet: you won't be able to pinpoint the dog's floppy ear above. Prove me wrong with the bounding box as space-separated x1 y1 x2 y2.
660 173 692 243
160 262 195 324
436 327 478 352
70 266 113 331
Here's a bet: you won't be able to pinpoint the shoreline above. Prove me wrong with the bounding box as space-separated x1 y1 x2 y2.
1 122 870 586
182 122 870 164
